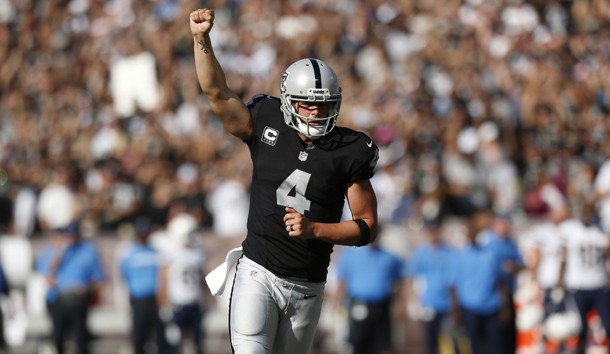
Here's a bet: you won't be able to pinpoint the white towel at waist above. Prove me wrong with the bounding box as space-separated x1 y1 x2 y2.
205 246 243 296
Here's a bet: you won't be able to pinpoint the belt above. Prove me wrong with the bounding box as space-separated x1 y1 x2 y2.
130 296 157 304
57 291 88 302
283 276 311 283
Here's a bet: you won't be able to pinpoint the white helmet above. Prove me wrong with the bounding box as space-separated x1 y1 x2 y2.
516 304 544 331
280 58 342 140
544 311 581 341
167 213 198 246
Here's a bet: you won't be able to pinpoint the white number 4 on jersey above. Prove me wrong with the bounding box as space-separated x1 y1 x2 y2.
276 169 312 214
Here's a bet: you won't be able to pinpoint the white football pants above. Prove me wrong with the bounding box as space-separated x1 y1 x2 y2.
229 256 326 354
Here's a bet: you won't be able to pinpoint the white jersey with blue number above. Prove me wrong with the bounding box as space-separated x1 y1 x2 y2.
560 219 609 290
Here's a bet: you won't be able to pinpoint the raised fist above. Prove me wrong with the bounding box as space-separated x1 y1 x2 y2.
190 8 215 40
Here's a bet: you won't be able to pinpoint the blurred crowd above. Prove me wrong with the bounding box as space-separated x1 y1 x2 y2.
1 0 610 353
0 0 610 238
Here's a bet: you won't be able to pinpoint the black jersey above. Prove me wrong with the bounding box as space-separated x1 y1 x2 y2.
241 94 379 282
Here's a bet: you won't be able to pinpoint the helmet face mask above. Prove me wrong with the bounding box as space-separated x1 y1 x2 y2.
280 58 342 140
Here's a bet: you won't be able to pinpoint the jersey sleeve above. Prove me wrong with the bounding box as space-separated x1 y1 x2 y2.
245 94 276 145
344 133 379 182
246 94 267 117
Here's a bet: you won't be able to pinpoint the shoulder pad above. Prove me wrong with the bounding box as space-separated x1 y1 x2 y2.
246 94 274 108
317 127 364 150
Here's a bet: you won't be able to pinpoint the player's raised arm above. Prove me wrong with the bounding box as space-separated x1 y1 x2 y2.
190 8 252 140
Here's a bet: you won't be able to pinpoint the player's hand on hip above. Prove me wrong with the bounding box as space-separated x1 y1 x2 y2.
190 8 214 39
284 207 314 239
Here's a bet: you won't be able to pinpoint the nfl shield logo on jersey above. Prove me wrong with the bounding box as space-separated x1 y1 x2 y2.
298 151 308 161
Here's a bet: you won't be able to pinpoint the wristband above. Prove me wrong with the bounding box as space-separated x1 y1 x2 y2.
354 219 371 247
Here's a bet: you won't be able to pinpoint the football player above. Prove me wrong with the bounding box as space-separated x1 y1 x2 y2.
558 204 610 354
190 8 379 354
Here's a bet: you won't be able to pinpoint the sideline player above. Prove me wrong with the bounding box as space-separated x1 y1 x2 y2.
559 204 610 354
190 8 379 354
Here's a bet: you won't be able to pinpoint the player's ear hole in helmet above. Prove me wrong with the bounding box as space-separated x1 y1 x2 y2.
280 58 342 140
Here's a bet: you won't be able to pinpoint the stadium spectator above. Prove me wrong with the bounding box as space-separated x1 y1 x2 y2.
206 175 250 239
173 162 213 229
11 176 38 237
36 165 79 233
0 1 608 245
